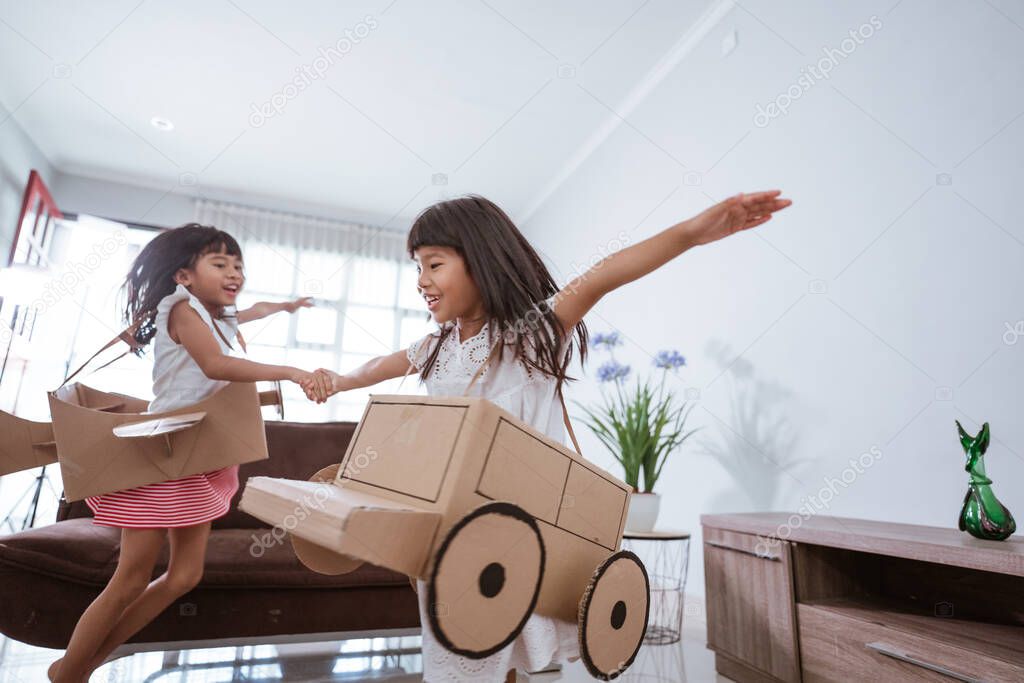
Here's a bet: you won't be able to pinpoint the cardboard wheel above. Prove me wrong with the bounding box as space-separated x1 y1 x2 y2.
290 464 363 575
578 550 650 680
427 502 545 659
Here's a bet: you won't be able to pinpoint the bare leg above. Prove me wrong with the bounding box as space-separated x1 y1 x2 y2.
52 528 165 682
85 522 211 674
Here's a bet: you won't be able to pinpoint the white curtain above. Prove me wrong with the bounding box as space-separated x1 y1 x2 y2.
193 198 408 262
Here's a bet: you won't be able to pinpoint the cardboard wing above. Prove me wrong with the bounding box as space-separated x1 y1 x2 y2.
49 381 269 501
0 411 57 476
239 477 441 577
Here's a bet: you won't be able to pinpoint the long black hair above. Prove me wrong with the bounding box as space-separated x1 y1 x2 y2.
123 223 242 352
407 195 588 395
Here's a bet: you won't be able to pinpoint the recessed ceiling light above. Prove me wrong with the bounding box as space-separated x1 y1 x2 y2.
150 116 174 131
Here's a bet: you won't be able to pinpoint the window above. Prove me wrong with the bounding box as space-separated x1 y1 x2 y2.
238 250 433 422
1 215 434 424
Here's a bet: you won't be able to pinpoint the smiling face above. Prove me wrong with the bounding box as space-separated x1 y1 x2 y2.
413 246 484 325
174 246 245 312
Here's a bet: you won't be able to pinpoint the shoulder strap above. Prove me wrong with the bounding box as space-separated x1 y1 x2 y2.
58 316 146 389
211 317 245 353
558 387 583 456
58 305 247 390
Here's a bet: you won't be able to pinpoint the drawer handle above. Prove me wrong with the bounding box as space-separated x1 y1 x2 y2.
704 540 781 561
865 642 984 683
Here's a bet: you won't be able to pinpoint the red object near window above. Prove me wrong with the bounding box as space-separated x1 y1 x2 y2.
8 169 62 268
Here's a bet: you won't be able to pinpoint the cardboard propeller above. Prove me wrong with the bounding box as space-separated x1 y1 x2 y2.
288 464 365 576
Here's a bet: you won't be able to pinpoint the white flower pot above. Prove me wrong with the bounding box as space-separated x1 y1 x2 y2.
626 492 661 532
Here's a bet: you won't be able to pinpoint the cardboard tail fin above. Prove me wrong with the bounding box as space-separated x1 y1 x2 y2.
0 410 57 476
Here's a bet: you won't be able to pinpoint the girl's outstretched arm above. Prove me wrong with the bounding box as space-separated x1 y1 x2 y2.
237 297 312 324
553 190 791 332
172 302 313 385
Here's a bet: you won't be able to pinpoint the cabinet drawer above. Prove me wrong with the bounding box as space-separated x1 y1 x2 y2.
798 604 1024 683
703 530 799 682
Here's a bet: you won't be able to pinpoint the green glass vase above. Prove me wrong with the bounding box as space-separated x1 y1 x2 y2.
956 421 1016 541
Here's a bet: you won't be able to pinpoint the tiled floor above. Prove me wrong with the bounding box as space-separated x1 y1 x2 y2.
0 596 732 682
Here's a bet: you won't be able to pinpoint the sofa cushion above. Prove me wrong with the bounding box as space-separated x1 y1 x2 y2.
0 519 121 585
0 518 410 589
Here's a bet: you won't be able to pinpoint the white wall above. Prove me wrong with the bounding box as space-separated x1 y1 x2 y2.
522 0 1024 594
0 102 55 255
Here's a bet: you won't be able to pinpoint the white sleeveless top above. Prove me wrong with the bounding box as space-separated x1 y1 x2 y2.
149 284 238 413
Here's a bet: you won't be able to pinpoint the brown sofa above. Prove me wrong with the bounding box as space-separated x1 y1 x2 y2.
0 420 420 650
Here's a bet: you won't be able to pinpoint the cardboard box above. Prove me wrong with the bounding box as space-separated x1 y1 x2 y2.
39 381 271 501
240 394 649 675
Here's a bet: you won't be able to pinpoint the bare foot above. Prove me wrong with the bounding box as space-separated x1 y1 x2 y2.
49 657 90 683
47 657 62 682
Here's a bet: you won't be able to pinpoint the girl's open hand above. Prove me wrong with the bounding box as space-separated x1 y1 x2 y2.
283 297 314 313
685 190 792 247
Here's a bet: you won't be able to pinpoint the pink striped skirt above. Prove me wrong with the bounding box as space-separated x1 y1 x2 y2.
85 465 240 528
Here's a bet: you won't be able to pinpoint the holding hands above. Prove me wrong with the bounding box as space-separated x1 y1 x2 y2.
301 368 341 404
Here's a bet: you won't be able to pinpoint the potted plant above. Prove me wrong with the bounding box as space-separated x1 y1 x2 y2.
577 332 697 531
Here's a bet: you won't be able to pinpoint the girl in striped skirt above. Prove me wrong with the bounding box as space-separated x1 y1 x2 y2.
51 224 323 682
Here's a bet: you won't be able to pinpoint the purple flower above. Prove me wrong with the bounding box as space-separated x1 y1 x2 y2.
653 350 686 370
597 360 631 383
593 331 624 350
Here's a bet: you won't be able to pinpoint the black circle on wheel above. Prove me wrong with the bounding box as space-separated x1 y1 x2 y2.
610 600 627 630
479 562 506 598
427 502 546 659
578 550 650 681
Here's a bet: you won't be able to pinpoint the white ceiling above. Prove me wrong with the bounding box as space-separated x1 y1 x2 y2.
0 0 718 225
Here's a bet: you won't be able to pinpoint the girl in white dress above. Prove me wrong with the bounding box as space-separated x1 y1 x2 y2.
305 190 791 681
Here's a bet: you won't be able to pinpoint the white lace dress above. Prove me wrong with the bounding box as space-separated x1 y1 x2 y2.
406 318 580 682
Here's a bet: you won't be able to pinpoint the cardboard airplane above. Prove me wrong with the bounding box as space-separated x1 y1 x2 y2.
1 381 283 501
239 394 650 680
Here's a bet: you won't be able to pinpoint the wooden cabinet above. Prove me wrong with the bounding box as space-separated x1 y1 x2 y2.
702 514 1024 683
